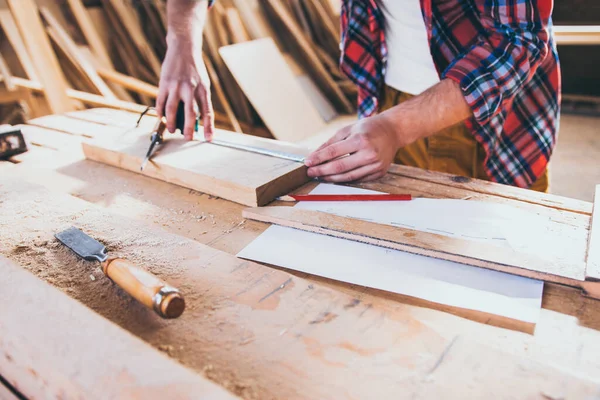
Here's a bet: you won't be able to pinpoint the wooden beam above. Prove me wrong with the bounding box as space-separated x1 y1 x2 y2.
241 206 600 295
96 67 159 97
586 185 600 281
82 127 309 206
6 0 74 113
0 256 237 399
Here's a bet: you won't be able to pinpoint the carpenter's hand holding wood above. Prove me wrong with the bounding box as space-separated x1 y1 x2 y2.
156 0 214 141
305 79 472 183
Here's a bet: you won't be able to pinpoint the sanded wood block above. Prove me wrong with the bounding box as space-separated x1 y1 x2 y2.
82 125 309 206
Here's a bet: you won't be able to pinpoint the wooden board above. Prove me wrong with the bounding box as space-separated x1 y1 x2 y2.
6 0 73 113
220 38 326 142
587 185 600 280
0 256 237 400
0 10 39 81
242 206 600 297
1 180 599 400
82 124 309 206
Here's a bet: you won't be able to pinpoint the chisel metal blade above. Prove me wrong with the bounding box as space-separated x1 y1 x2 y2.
55 227 108 263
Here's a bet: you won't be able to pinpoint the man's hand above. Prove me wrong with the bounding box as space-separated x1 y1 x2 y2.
304 114 400 182
305 79 472 183
156 0 213 141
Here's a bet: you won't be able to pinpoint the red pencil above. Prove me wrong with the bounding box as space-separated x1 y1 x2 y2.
278 193 413 202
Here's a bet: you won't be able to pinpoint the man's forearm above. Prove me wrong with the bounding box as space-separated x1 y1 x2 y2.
381 79 472 147
166 0 209 41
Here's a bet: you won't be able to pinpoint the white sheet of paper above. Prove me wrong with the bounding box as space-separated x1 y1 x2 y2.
238 184 545 323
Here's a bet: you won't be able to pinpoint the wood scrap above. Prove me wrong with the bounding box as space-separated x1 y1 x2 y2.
82 125 309 206
5 0 73 113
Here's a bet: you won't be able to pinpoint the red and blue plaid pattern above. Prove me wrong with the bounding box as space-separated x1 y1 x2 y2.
340 0 560 188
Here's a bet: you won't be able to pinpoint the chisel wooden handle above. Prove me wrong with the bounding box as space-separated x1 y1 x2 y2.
101 258 185 319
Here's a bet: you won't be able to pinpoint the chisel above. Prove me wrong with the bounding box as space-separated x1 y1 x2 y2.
55 227 185 319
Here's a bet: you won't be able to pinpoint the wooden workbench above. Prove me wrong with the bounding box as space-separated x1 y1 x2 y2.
1 109 600 399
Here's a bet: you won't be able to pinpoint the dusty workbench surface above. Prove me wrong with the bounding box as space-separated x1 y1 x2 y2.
2 109 600 399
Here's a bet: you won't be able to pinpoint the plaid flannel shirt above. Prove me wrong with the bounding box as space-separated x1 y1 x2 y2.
340 0 561 188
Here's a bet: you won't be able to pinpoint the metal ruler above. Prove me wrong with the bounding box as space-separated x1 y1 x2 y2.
207 138 306 163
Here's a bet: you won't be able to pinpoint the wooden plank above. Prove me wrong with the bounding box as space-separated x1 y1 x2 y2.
102 0 162 78
230 0 273 40
224 7 250 43
263 0 353 114
586 185 600 281
388 164 593 215
82 125 309 206
97 66 159 97
6 0 73 113
1 180 599 400
242 206 592 286
0 256 237 400
66 0 114 68
0 10 39 81
40 7 116 99
203 54 242 133
220 38 326 142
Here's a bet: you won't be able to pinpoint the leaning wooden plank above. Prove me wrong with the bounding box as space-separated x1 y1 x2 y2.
102 0 162 78
0 256 237 400
96 67 159 97
388 164 593 215
1 180 599 400
263 0 353 113
0 10 39 81
220 38 326 142
225 7 251 43
82 125 309 206
6 0 73 113
586 185 600 282
41 8 117 99
242 206 600 298
203 54 242 133
231 0 274 39
66 0 114 68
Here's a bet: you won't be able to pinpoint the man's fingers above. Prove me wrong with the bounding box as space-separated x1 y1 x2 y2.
164 87 181 133
307 153 364 178
320 162 381 183
181 90 198 141
155 83 169 119
305 135 359 168
197 85 215 141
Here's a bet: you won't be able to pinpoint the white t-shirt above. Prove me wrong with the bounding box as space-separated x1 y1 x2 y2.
381 0 440 95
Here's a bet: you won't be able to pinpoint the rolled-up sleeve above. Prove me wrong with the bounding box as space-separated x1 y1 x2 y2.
442 0 553 128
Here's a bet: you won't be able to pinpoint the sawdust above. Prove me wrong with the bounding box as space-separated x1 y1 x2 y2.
0 183 267 400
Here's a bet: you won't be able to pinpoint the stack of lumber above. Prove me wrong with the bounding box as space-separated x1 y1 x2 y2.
0 0 353 141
